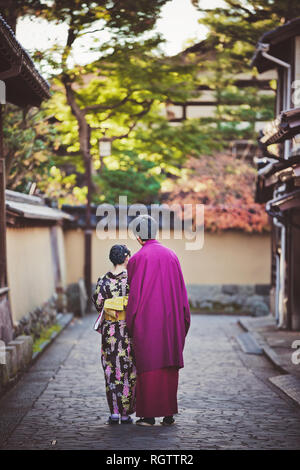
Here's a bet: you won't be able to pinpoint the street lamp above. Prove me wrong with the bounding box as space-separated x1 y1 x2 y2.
99 136 112 158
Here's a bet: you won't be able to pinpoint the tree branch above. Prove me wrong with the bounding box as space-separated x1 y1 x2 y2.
89 108 118 128
61 74 91 159
77 28 105 38
110 100 154 141
224 1 257 20
111 122 137 141
61 15 78 70
83 94 132 113
61 75 84 123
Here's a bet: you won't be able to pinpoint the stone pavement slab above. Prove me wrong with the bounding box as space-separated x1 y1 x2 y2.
0 314 300 450
269 375 300 406
238 315 300 407
238 315 300 376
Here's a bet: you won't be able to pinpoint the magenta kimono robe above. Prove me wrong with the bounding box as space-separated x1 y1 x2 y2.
126 239 191 373
126 239 190 417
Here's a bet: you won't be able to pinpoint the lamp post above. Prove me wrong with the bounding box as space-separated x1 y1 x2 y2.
98 136 112 171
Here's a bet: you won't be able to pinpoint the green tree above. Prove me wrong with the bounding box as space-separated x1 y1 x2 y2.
94 150 161 205
192 0 300 65
2 103 59 192
0 0 170 34
1 1 175 200
39 35 201 204
1 0 220 205
188 0 300 144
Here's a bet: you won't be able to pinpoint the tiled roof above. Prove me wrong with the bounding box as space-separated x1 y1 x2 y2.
260 108 300 146
0 14 50 106
5 190 73 221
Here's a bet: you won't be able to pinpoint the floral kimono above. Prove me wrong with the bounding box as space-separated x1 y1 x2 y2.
92 270 136 416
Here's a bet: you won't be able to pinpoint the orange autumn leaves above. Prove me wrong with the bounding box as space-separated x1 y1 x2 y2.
160 153 270 233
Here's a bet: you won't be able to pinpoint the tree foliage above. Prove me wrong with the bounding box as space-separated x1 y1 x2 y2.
161 152 270 233
192 0 300 64
2 0 195 202
187 0 300 144
0 0 171 35
93 150 161 205
13 0 203 207
37 33 201 204
190 0 300 77
3 104 58 192
2 0 294 230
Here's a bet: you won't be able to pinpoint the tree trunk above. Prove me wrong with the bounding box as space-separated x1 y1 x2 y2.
62 76 93 312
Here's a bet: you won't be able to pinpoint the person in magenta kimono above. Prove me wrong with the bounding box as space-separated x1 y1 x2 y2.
126 215 191 426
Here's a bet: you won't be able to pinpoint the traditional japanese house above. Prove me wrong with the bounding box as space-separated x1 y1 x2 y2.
0 15 50 342
251 17 300 330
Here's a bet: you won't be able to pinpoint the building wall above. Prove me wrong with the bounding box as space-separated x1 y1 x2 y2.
6 227 269 318
64 228 85 284
162 231 270 285
6 226 56 323
63 228 271 286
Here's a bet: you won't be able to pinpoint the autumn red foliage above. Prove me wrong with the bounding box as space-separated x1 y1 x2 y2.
160 153 270 233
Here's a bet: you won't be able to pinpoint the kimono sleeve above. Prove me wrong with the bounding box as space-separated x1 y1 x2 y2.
92 276 106 313
92 276 107 333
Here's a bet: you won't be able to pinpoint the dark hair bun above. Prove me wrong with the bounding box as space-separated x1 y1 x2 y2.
109 244 131 266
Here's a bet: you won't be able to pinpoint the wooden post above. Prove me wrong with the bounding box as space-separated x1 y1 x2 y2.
0 103 13 341
0 160 6 288
0 103 7 288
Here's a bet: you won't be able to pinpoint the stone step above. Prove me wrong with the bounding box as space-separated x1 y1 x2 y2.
269 374 300 407
236 332 263 355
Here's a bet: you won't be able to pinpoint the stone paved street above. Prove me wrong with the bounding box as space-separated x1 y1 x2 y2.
0 314 300 450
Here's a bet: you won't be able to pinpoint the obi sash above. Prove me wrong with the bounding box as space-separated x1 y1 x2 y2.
93 295 128 331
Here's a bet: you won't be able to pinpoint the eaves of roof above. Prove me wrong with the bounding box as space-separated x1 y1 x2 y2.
251 17 300 73
0 14 51 107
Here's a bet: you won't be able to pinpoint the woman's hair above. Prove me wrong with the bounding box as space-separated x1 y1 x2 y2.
109 244 131 266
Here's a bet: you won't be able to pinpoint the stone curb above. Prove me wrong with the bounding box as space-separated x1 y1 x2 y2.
237 317 300 408
237 317 288 375
269 375 300 407
0 313 74 397
238 318 300 406
31 313 74 364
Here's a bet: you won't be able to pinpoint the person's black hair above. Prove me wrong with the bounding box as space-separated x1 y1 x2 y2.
109 244 131 266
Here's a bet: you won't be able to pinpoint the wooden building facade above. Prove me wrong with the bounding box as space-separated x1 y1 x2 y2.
252 17 300 330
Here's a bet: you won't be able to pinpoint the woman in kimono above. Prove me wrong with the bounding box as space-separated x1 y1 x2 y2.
92 244 136 425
